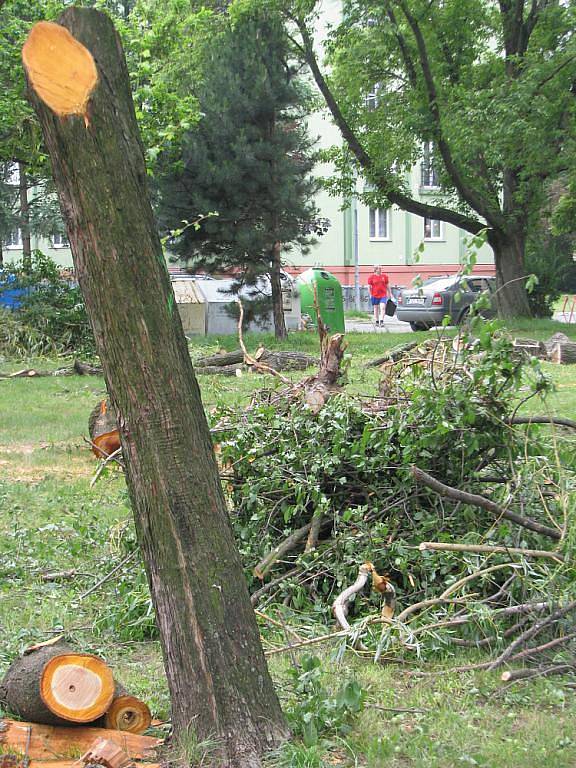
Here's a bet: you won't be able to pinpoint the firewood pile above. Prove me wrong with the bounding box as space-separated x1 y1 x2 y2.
0 640 151 734
0 639 159 768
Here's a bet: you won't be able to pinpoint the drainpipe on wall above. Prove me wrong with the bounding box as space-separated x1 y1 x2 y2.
353 200 360 310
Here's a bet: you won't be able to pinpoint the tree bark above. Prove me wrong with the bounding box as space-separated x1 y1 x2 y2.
18 162 31 268
489 228 532 318
23 10 288 767
269 241 287 340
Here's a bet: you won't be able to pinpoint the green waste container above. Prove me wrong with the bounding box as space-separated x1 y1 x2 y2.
296 268 345 333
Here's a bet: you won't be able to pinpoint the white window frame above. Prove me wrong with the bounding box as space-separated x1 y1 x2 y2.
365 83 381 111
4 229 22 249
369 207 391 241
51 232 69 249
421 141 440 189
423 218 444 241
5 162 19 186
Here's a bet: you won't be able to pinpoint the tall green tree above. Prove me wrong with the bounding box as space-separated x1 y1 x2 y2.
287 0 576 318
157 9 320 339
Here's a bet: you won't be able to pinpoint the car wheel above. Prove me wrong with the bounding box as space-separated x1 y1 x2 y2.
457 307 471 325
410 322 427 332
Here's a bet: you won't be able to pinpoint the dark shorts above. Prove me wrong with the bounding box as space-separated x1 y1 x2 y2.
371 296 386 305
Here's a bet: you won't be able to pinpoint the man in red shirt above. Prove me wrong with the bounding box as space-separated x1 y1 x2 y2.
368 265 390 326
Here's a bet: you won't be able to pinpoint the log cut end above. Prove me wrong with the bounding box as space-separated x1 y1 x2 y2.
104 695 152 734
22 21 98 119
40 654 115 723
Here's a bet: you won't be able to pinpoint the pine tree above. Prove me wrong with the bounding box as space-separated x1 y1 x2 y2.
157 10 321 339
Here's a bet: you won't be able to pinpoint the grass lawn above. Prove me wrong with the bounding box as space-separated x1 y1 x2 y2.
0 321 575 767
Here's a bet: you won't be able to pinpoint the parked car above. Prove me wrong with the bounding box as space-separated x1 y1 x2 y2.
396 274 496 331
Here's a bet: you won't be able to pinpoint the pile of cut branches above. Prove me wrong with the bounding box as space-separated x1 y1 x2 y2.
215 323 576 681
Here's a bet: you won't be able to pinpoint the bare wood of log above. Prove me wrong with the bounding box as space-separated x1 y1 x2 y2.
100 689 151 735
0 719 161 761
412 465 561 540
332 563 372 633
305 511 324 552
418 541 564 562
80 738 133 768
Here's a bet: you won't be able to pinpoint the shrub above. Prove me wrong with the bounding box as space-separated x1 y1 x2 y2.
0 252 94 357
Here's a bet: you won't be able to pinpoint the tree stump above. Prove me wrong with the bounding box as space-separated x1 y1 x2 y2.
0 642 114 725
88 399 121 458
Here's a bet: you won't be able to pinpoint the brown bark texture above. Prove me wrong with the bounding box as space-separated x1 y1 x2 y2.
489 229 532 318
23 9 288 766
270 242 287 340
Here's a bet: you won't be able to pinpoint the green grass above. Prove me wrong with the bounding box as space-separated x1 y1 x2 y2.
1 324 575 767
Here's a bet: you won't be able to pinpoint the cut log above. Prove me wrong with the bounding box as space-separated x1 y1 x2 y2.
0 719 161 761
74 360 103 376
549 341 576 365
254 348 318 371
195 349 244 367
195 364 244 376
0 642 115 725
95 686 151 735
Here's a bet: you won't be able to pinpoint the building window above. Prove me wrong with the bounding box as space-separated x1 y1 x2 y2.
365 84 381 111
423 218 444 241
369 208 390 240
421 141 439 188
4 162 19 186
4 229 22 249
51 232 69 248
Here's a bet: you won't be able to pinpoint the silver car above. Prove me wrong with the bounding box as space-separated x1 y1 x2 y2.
396 275 496 331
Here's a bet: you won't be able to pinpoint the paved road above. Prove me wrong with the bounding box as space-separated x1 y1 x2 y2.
346 312 574 335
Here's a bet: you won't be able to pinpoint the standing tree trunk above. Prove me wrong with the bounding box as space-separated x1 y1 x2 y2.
23 10 288 767
18 162 31 268
489 228 532 319
269 240 287 340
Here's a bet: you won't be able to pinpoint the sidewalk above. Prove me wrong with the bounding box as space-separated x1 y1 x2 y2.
345 315 412 334
346 312 574 334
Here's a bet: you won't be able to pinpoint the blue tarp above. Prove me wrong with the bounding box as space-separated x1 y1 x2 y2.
0 273 29 309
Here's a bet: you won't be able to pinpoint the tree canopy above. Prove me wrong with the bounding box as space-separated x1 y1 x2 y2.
285 0 576 317
156 8 321 337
